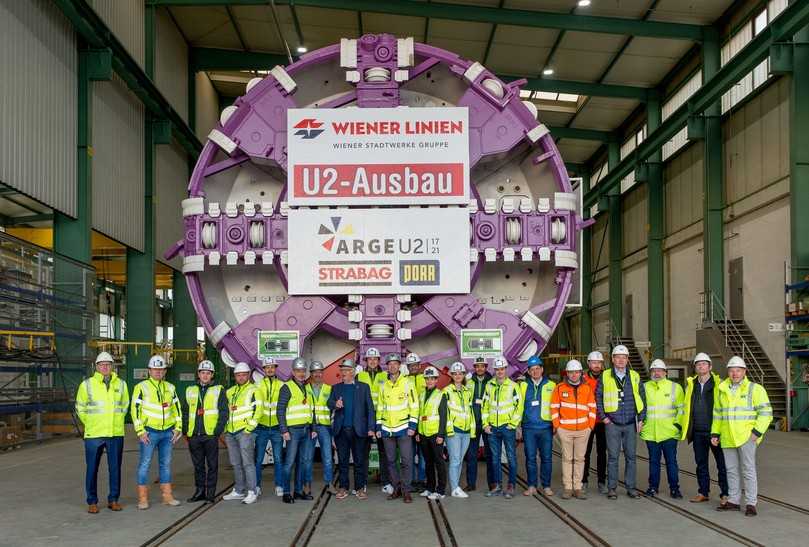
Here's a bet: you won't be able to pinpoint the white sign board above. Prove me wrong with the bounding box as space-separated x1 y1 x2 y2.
460 329 503 359
287 107 469 205
287 208 470 295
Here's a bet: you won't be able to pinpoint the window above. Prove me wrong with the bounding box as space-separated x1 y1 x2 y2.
662 72 702 160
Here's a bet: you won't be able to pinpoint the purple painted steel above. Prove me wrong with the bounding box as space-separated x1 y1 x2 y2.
178 34 579 378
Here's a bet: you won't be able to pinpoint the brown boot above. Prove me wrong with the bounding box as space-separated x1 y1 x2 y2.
137 485 149 510
160 483 181 507
107 501 123 511
87 504 99 514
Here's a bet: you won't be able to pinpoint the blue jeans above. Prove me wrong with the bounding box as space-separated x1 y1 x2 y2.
282 426 310 494
446 432 470 492
412 437 426 483
137 428 174 485
465 432 493 488
489 426 517 487
523 427 553 488
298 424 334 486
605 422 637 491
84 436 123 504
646 438 680 492
255 425 284 489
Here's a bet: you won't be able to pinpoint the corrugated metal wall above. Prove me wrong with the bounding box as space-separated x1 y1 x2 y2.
621 184 647 255
92 74 145 250
664 143 703 235
156 140 188 270
589 215 609 273
0 0 77 216
89 0 145 68
156 8 188 122
195 72 220 140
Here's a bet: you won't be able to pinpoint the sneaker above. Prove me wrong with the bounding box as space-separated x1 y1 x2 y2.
670 490 683 499
223 489 246 501
356 489 368 500
485 487 502 497
419 490 432 497
542 487 554 497
627 490 640 499
645 488 657 497
275 486 284 497
242 491 258 504
607 489 617 500
255 486 262 497
598 482 608 495
523 486 537 496
428 492 445 500
336 488 349 500
382 483 394 495
451 487 468 498
504 487 514 500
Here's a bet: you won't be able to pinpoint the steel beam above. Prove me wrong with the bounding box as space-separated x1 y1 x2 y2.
171 270 198 393
550 126 613 142
607 141 622 339
703 35 724 310
580 171 593 354
646 95 664 359
148 0 706 40
791 33 809 282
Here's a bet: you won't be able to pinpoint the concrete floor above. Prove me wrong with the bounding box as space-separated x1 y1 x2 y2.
0 428 806 547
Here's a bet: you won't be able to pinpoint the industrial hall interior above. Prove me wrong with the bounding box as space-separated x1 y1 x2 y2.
2 0 809 546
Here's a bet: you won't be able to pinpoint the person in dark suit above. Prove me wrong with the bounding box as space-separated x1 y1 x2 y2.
328 358 376 500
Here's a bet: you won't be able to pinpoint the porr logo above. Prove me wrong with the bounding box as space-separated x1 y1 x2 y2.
293 118 325 139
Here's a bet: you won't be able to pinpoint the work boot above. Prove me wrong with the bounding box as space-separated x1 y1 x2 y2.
607 489 617 500
745 505 757 517
562 489 573 499
187 488 205 503
645 488 657 497
403 491 413 503
464 484 476 492
160 483 181 506
574 490 587 500
137 485 150 510
670 489 683 499
205 489 216 503
690 494 710 503
282 493 295 504
107 501 123 511
717 502 740 511
387 486 402 500
87 504 99 514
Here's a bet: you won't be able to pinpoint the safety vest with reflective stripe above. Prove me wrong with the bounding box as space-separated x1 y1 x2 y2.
418 388 452 437
711 377 773 448
131 378 182 435
377 373 418 435
358 368 387 410
306 383 333 426
600 369 645 414
408 373 426 400
443 383 476 436
283 380 313 427
551 381 596 431
185 384 223 436
679 372 721 441
640 379 684 442
226 382 263 433
75 372 129 438
482 378 522 429
257 376 284 427
519 378 556 422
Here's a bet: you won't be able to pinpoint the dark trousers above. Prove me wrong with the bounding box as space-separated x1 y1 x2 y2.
420 435 447 495
383 435 413 493
84 436 123 505
335 427 368 490
464 432 493 488
583 422 607 485
188 434 219 493
646 438 679 492
693 430 729 497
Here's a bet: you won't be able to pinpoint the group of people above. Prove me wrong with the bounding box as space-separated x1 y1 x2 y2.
75 345 773 517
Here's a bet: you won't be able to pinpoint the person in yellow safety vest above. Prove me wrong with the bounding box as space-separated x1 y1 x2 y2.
300 361 335 494
595 345 646 500
417 366 452 500
278 357 315 504
711 356 773 517
444 361 475 498
131 355 183 510
222 362 263 505
183 360 228 504
358 347 391 493
681 352 729 505
254 356 286 498
76 351 129 514
376 353 419 503
518 356 556 497
482 357 523 499
405 352 427 489
640 359 684 499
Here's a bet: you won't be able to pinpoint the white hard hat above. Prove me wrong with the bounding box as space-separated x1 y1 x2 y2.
693 352 712 364
233 362 251 374
148 355 167 369
587 351 604 362
385 353 401 364
197 360 215 372
492 357 508 369
727 356 746 369
341 358 355 369
95 351 114 365
365 347 381 359
405 353 421 366
310 360 325 372
649 359 667 370
292 357 308 371
262 356 277 367
612 345 629 357
565 359 583 372
449 362 465 374
422 366 440 379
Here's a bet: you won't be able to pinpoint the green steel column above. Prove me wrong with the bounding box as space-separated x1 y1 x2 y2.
792 28 809 281
172 270 198 393
580 172 593 354
608 140 622 339
703 32 725 312
647 95 665 358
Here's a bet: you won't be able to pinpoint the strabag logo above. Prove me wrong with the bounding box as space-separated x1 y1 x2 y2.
293 118 325 139
316 216 392 287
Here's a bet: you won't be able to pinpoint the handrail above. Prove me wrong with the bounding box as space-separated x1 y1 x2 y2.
701 291 766 385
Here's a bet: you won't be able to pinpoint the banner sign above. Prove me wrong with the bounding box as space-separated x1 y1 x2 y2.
287 208 470 295
287 107 469 205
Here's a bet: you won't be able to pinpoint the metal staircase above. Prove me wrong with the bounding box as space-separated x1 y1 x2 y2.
609 336 649 380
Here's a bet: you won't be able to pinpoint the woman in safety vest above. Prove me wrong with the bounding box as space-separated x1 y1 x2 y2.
444 361 475 498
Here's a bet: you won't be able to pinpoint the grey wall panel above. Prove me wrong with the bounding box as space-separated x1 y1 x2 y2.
156 140 188 270
664 143 703 235
89 0 145 69
621 184 647 256
589 215 609 273
195 72 220 140
92 75 145 250
156 8 188 122
0 0 76 215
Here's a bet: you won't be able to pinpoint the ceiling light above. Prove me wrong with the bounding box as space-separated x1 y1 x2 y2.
296 46 308 53
578 0 592 7
542 68 554 76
